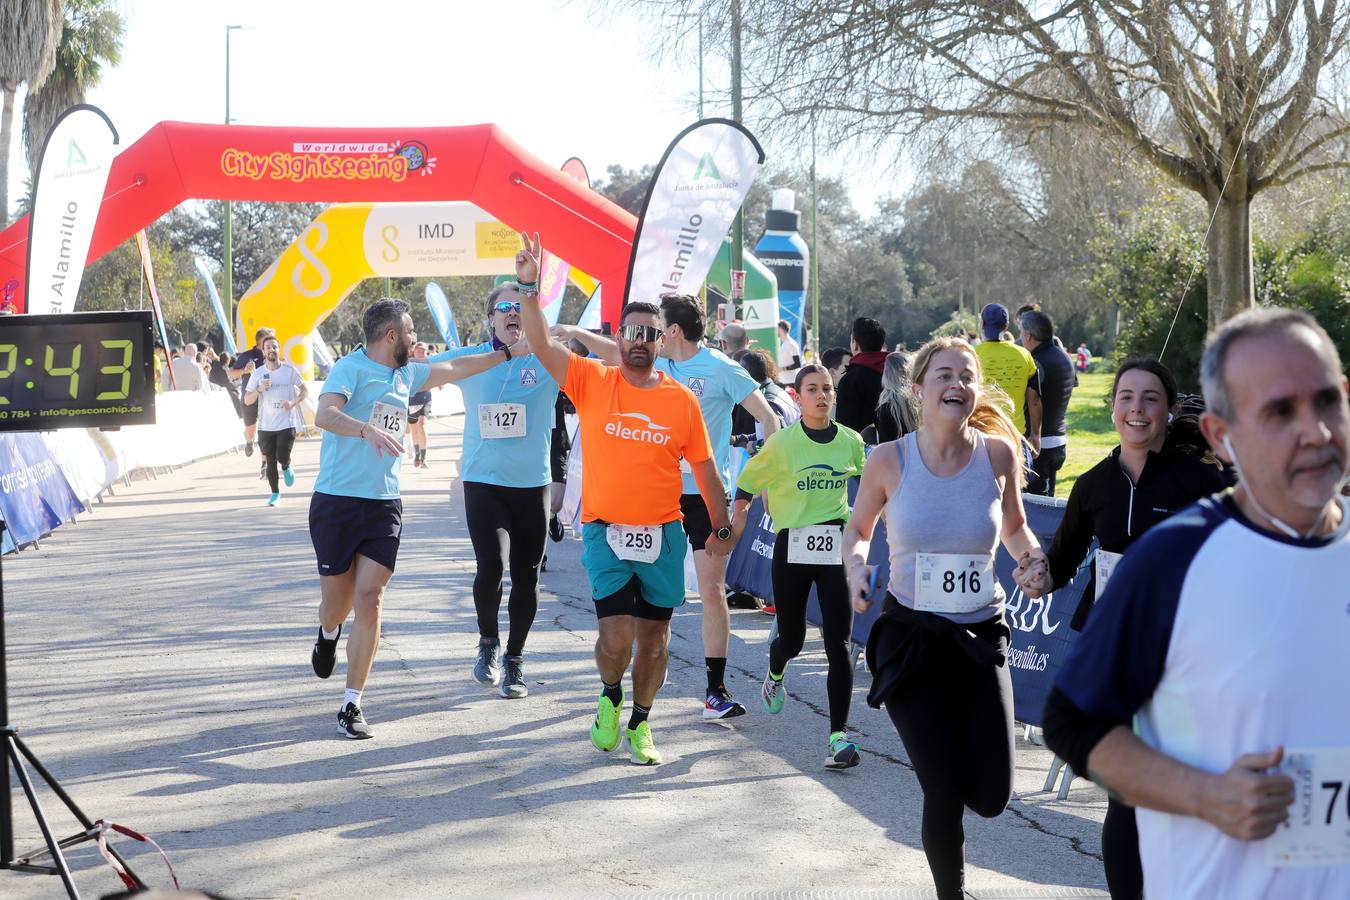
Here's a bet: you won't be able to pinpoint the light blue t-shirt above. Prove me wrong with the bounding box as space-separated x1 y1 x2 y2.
655 346 758 493
314 348 430 500
430 342 560 488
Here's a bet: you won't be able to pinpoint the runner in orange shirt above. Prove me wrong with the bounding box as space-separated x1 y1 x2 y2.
516 233 735 765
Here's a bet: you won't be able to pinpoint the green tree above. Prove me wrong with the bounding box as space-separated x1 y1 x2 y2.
0 0 62 223
20 0 123 178
625 1 1350 330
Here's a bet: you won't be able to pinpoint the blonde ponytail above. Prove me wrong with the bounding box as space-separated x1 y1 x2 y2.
911 336 1030 488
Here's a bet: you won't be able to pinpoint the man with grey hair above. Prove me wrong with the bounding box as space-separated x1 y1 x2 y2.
429 276 559 699
1045 307 1350 899
719 321 749 356
308 298 524 738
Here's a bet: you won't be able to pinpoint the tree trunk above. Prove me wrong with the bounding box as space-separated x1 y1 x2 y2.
1205 186 1255 330
0 80 15 227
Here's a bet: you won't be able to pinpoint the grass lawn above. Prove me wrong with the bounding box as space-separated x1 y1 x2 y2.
1057 370 1117 496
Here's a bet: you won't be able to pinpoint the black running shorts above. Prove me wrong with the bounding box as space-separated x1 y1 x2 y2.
308 491 403 576
680 493 718 552
593 576 675 622
242 398 259 427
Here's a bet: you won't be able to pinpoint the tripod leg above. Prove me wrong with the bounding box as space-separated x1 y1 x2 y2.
5 735 80 899
12 735 141 887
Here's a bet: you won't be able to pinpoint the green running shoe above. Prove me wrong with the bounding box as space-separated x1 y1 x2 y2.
761 670 786 714
590 690 623 752
826 731 860 770
625 721 662 766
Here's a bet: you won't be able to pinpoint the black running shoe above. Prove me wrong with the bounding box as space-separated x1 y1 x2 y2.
244 441 254 457
548 515 564 542
312 625 341 678
337 702 373 739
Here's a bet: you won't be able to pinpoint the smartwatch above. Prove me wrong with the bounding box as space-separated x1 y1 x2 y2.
715 526 732 542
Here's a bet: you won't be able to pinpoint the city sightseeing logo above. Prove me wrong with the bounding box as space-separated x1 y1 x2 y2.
220 139 438 183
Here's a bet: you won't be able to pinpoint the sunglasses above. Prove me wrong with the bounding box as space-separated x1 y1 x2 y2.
494 300 522 314
619 324 663 343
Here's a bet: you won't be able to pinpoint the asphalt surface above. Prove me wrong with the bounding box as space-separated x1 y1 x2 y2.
2 414 1109 899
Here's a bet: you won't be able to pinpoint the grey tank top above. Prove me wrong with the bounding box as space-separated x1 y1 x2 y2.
884 430 1005 624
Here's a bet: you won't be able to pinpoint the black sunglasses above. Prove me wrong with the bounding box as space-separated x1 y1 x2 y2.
619 324 662 343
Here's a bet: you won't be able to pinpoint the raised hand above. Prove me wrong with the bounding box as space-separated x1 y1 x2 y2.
516 231 542 284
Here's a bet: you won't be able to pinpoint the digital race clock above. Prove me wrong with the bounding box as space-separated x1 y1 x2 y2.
0 310 155 431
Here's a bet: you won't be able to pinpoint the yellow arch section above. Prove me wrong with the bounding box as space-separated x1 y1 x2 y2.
238 202 596 377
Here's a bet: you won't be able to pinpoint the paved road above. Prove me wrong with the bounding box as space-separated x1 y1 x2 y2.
3 415 1108 899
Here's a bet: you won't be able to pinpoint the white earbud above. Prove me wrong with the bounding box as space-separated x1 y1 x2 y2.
917 391 925 402
1221 434 1238 469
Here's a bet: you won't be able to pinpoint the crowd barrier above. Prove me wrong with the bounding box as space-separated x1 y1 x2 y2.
726 483 1088 728
0 380 468 554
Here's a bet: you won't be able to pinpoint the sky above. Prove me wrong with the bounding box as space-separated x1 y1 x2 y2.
5 0 901 221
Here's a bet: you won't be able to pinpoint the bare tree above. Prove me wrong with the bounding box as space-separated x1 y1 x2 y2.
0 0 62 225
622 1 1350 327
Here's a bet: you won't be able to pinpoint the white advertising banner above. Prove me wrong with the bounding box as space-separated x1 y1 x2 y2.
625 119 764 304
25 105 119 315
361 202 518 277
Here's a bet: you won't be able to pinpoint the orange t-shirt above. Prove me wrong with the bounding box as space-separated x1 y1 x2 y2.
565 355 713 525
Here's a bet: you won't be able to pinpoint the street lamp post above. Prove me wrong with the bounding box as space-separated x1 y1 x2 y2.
224 25 251 345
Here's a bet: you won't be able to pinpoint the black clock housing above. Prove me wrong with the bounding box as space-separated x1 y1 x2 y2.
0 310 156 431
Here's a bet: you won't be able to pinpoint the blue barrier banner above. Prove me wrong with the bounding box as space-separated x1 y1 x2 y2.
725 487 1085 727
725 495 775 599
999 497 1087 726
0 433 84 546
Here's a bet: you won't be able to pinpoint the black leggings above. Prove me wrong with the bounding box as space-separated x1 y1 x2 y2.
462 481 548 656
1103 798 1143 899
881 617 1014 900
769 530 853 733
257 429 295 493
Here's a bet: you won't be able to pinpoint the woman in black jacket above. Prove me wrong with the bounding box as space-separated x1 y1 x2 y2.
1044 357 1232 899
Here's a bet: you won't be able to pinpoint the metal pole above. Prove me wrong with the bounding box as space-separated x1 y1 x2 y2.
730 0 745 289
0 520 11 866
223 26 235 346
810 119 819 356
697 15 704 119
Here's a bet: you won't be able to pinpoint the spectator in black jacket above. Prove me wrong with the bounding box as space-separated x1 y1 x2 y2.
1045 357 1232 631
834 317 887 432
1019 310 1076 495
731 349 797 451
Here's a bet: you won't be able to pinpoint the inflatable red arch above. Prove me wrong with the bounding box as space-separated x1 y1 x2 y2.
0 122 636 325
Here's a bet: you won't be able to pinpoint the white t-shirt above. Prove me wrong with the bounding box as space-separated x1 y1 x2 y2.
246 364 304 432
776 335 802 372
1056 495 1350 900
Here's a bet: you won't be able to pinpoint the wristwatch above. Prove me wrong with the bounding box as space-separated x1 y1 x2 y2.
715 526 732 541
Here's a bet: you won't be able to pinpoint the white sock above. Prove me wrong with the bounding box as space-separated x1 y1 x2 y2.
320 623 339 640
343 688 362 709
